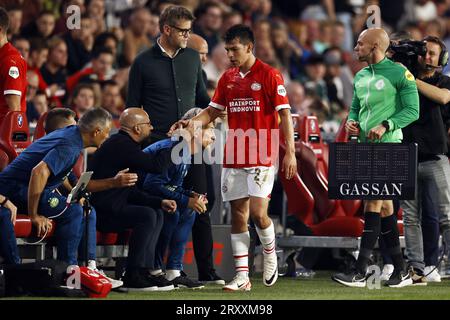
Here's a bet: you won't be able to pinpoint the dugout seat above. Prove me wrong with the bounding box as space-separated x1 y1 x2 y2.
299 116 329 178
0 111 31 163
33 112 48 141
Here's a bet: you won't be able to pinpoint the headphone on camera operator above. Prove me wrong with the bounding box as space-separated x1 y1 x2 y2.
422 35 449 69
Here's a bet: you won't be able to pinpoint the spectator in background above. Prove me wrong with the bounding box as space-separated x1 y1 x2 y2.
11 35 30 61
40 36 68 106
271 20 302 79
148 10 161 41
286 81 309 117
25 71 43 124
87 0 106 37
253 18 271 43
66 47 114 94
6 5 22 39
70 83 95 118
27 38 49 78
299 54 329 108
122 7 152 66
204 42 229 83
93 32 119 68
54 0 87 35
313 20 333 54
323 46 354 108
21 10 56 41
323 48 348 123
31 90 48 122
101 80 123 126
220 10 243 38
63 13 94 75
194 2 223 54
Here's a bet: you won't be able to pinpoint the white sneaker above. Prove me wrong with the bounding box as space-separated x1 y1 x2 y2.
263 250 278 286
380 264 394 281
424 266 441 282
90 267 124 289
223 275 251 291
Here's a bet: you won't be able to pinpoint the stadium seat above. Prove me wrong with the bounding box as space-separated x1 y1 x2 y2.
0 111 31 162
278 140 315 226
14 214 55 238
33 112 48 141
299 115 329 178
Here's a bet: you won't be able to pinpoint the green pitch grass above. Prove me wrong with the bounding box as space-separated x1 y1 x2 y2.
102 272 450 300
4 272 449 300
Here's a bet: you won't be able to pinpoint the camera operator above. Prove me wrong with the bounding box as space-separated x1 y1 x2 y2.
401 35 450 283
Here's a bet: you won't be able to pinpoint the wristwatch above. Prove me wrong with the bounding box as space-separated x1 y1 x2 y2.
382 120 390 132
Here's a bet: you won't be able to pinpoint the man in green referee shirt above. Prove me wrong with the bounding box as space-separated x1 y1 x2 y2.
332 28 419 288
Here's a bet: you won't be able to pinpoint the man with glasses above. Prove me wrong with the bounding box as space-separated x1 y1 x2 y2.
126 5 210 145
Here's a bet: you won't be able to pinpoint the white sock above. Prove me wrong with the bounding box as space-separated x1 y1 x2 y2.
231 232 250 277
165 269 181 281
87 260 97 270
256 221 276 255
150 269 163 276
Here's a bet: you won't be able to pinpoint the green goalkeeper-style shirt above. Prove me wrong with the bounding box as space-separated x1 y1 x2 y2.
348 57 420 142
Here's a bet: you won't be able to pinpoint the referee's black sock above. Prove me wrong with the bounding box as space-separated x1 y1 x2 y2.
356 212 381 275
380 214 404 271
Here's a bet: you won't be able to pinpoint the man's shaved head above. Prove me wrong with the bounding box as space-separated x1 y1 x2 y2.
119 107 150 129
355 28 390 63
188 33 208 64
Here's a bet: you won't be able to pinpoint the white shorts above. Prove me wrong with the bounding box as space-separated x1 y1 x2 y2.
221 166 276 202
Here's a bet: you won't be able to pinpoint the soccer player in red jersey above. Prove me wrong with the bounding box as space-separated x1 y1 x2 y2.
170 24 296 291
0 7 27 126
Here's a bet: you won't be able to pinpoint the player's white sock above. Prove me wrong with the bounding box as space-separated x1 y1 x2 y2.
256 221 276 255
231 232 250 277
165 269 181 281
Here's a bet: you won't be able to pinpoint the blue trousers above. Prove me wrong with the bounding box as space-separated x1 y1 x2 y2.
0 182 96 265
0 207 20 264
155 208 196 271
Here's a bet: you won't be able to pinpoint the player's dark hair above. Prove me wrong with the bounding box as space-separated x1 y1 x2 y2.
224 24 254 45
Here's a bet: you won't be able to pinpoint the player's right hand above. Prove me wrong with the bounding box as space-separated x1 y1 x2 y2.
113 168 138 188
31 215 52 237
167 119 191 137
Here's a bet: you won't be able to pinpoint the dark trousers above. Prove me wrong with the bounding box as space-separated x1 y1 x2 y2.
97 205 163 270
0 207 19 264
192 211 214 277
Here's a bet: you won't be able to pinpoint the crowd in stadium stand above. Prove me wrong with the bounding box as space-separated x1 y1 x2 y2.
1 0 450 292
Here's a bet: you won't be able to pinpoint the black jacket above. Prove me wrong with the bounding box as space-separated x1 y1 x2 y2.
402 72 450 160
126 44 210 141
90 131 172 214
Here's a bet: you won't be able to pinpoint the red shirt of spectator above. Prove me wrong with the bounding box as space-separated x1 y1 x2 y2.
210 59 290 168
0 42 27 123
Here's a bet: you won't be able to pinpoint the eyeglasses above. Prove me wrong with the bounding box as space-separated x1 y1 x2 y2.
169 25 192 36
136 121 151 127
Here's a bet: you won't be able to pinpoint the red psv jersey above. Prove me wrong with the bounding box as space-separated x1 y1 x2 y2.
0 42 27 119
210 59 290 168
